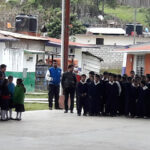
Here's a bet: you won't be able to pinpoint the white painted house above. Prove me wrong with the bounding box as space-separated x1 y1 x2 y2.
45 37 103 75
0 30 48 92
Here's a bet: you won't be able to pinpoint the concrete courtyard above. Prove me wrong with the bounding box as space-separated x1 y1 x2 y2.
0 110 150 150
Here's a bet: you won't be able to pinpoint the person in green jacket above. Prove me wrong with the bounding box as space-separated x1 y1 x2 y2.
13 78 26 121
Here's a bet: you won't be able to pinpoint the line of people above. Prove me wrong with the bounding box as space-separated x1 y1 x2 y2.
0 64 26 121
76 71 150 118
46 61 150 118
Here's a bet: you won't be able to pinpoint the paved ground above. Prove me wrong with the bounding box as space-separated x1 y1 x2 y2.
0 110 150 150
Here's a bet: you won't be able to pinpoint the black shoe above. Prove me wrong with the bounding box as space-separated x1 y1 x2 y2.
83 113 87 116
64 110 68 113
15 118 22 121
49 107 52 110
78 113 81 116
70 110 73 113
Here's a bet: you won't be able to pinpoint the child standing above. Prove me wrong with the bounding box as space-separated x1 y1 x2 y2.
13 79 26 121
93 74 104 116
77 74 88 116
8 76 15 119
1 79 10 121
129 78 141 118
105 74 119 117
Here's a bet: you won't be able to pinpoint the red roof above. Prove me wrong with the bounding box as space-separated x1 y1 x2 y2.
116 43 150 53
47 37 92 48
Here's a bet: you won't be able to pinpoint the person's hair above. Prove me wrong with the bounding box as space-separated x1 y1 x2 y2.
95 74 100 78
0 64 6 69
89 71 95 76
8 75 13 79
17 78 23 84
81 74 86 78
117 74 122 79
146 74 150 80
130 70 135 73
103 71 108 75
127 77 132 82
109 73 113 77
141 80 146 86
2 79 8 87
53 60 57 63
113 74 117 78
68 64 74 69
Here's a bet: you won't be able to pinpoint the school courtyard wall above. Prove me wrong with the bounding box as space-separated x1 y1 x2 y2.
83 46 123 71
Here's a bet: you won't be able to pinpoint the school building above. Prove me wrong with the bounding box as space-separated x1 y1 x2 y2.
116 43 150 76
0 30 48 92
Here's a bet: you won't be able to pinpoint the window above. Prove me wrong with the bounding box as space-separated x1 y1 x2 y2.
136 55 145 76
96 38 104 45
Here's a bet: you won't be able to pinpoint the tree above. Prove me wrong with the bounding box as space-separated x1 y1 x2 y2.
145 8 150 27
46 8 86 38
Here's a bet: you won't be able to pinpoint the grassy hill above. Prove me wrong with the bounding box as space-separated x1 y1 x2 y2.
104 5 148 27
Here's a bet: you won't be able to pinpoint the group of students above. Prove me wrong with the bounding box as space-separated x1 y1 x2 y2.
76 71 150 118
0 64 26 121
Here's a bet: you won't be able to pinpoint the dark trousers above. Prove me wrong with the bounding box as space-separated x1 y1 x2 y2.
129 99 136 117
48 84 60 109
77 97 87 115
64 87 75 111
106 99 117 116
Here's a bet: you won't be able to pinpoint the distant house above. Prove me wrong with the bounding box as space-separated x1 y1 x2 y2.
70 27 150 71
0 30 48 92
116 43 150 76
45 37 103 74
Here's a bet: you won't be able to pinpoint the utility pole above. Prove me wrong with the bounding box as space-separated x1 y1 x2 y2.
133 4 137 45
61 0 70 72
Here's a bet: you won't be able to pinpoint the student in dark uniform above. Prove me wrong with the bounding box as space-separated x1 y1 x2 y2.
87 74 95 116
129 78 141 118
0 64 6 81
1 79 10 121
101 71 109 115
146 74 150 117
105 74 119 117
93 74 104 116
120 76 127 116
114 74 122 115
77 74 88 116
86 71 95 114
86 71 95 84
136 80 148 118
124 77 132 117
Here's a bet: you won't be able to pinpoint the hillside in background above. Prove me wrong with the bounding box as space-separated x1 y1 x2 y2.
0 0 150 34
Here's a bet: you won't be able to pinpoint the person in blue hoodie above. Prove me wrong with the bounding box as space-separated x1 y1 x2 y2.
46 60 61 110
8 76 15 119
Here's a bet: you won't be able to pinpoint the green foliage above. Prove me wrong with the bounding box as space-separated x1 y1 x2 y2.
106 0 117 9
7 0 20 6
145 9 150 27
46 8 86 38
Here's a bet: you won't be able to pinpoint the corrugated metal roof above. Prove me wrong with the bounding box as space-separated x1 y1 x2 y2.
82 50 103 61
0 33 18 42
87 27 126 35
115 42 150 53
46 37 96 48
0 30 48 41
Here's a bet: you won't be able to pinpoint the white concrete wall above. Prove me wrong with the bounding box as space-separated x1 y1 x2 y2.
71 35 150 46
2 48 24 72
12 40 45 51
23 53 37 72
0 42 5 64
74 49 82 69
